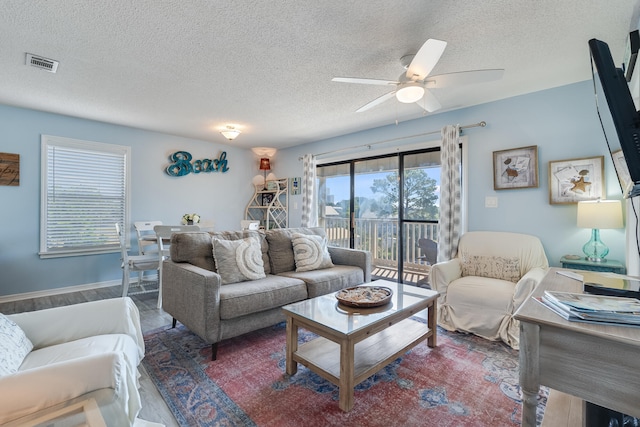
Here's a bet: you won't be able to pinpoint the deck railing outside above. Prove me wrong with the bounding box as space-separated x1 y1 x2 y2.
323 217 439 275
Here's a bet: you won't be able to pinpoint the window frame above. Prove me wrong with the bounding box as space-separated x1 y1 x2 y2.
39 135 131 258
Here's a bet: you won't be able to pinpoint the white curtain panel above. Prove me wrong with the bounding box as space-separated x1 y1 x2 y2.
438 125 462 262
301 154 318 227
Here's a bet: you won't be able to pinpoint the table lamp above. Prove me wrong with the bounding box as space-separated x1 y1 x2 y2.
576 199 623 262
259 158 271 189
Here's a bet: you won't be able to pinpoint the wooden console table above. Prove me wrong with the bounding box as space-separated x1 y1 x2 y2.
514 268 640 427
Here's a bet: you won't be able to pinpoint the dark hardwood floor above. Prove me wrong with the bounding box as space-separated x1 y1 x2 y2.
0 287 180 427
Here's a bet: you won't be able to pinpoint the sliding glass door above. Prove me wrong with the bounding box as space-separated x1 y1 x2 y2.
401 151 440 285
317 148 441 285
317 163 351 247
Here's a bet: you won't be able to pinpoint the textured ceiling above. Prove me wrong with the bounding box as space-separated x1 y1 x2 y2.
1 1 639 149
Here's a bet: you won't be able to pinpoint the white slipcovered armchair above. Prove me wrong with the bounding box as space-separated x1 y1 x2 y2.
430 231 549 349
0 297 145 426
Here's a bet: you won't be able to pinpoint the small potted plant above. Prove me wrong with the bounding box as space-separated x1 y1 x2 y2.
182 213 200 225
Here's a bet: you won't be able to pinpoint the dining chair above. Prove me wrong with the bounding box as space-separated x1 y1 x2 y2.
153 224 200 308
115 223 160 298
133 220 163 283
417 238 438 265
416 238 438 288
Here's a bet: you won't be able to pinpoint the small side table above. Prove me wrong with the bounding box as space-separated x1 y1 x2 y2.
559 256 626 274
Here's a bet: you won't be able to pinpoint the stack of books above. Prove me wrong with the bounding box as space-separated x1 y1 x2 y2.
539 290 640 326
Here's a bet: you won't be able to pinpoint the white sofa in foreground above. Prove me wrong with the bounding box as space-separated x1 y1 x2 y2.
0 297 145 426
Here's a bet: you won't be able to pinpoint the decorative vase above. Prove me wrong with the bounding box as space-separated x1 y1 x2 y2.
187 220 193 225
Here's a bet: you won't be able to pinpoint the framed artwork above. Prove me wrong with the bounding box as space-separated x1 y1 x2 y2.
0 152 19 186
548 156 604 204
262 193 274 205
611 149 632 193
493 145 538 190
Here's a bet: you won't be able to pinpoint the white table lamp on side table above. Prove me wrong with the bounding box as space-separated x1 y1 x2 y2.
577 199 623 262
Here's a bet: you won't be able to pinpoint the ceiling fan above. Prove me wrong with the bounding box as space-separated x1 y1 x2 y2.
332 39 504 113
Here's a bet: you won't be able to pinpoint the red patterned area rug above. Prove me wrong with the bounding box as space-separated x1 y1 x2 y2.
142 322 547 427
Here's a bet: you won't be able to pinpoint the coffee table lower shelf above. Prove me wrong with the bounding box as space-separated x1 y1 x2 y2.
293 318 430 392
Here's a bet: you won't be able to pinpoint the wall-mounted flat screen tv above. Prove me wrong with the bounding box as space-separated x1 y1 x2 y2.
589 37 640 198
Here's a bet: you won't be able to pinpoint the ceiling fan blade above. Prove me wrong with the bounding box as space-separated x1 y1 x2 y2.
332 77 398 86
406 39 447 81
416 89 441 112
356 91 396 112
424 69 505 88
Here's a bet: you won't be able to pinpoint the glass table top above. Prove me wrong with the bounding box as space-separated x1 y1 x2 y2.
282 281 437 335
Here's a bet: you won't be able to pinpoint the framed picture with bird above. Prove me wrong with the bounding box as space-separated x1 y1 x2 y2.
548 156 605 204
493 145 539 190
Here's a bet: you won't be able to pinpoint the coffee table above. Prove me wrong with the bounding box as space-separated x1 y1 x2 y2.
282 279 438 411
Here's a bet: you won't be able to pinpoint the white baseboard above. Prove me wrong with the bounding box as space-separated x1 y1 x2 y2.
0 274 158 304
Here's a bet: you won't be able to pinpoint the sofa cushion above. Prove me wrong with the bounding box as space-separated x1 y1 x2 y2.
212 236 266 285
219 275 307 320
291 233 334 272
0 313 33 376
278 265 364 298
266 227 327 274
170 230 270 274
170 232 217 271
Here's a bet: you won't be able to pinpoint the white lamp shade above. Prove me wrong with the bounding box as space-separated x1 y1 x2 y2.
577 200 623 229
396 84 425 103
251 147 277 157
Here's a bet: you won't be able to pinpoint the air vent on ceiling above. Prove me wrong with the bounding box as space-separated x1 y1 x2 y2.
26 53 59 73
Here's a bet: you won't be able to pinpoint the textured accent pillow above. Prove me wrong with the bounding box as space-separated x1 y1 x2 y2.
0 313 33 376
212 236 266 285
291 233 334 272
461 252 521 283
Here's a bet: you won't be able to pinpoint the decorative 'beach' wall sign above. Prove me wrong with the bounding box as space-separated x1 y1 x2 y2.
0 152 20 186
166 151 229 177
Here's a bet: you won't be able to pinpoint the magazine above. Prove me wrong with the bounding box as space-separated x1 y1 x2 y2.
539 291 640 326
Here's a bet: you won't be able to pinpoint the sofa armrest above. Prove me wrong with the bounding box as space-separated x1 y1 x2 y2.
512 267 548 312
162 260 223 343
8 298 144 360
430 259 462 296
328 246 372 283
0 352 141 425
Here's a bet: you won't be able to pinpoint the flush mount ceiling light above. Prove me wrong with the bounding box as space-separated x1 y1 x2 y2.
220 125 241 140
395 82 425 103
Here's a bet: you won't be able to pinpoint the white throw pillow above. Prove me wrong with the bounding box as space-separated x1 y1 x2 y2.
291 233 334 272
0 313 33 376
212 236 266 285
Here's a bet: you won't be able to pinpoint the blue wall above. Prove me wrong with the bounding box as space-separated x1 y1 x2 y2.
278 80 627 268
0 80 629 298
0 105 255 297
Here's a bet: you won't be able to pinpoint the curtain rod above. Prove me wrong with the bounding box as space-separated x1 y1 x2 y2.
299 121 486 160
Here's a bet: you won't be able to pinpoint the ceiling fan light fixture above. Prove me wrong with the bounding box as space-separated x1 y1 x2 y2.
221 125 241 140
396 84 424 103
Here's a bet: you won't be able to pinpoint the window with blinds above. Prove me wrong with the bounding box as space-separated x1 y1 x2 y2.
40 135 130 258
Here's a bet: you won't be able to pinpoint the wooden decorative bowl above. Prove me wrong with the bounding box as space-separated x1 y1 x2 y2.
335 286 393 308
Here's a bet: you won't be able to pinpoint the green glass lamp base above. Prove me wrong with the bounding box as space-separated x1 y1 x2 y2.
582 228 609 262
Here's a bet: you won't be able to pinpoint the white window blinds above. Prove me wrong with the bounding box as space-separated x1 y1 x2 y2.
40 135 130 258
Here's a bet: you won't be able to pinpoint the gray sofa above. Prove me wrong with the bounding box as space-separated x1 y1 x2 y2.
162 227 371 359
